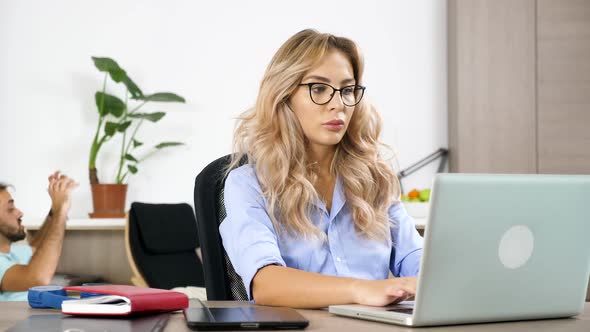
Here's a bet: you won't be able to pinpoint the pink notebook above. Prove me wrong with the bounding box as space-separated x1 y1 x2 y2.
61 285 189 316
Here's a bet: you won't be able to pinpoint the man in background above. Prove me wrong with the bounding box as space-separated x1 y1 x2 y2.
0 171 78 300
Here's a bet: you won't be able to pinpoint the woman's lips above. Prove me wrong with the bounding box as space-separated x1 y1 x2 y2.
323 123 344 131
323 120 345 131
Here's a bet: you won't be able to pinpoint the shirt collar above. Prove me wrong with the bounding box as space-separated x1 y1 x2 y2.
312 175 346 220
331 175 346 219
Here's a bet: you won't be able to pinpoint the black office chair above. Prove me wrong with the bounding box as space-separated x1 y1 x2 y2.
194 154 249 300
125 202 205 289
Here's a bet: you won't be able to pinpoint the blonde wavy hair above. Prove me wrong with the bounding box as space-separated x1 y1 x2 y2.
227 29 401 241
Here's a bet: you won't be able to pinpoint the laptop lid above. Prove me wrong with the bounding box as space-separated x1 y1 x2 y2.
412 173 590 326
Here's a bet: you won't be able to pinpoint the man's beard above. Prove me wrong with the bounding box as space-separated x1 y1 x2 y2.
0 224 26 242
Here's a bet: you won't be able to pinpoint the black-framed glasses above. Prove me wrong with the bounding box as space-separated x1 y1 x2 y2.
298 82 366 107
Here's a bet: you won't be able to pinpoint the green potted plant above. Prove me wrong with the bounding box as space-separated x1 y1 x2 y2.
88 57 185 218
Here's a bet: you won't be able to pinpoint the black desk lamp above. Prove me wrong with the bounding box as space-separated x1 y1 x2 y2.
397 148 449 194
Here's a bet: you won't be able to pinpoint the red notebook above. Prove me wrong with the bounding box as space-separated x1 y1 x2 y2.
61 285 189 316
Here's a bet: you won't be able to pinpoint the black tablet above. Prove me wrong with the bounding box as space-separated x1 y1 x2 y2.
7 313 169 332
183 305 309 330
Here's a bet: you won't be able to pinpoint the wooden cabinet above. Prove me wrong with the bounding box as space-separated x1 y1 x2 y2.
448 0 590 174
25 218 133 285
537 0 590 174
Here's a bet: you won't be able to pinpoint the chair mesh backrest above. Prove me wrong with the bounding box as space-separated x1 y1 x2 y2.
216 185 249 300
194 154 248 301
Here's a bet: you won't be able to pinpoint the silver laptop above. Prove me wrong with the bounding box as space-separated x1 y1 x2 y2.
330 173 590 327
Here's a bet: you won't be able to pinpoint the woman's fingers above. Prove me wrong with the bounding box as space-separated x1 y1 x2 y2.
386 278 417 297
352 277 418 306
385 286 403 297
386 288 411 301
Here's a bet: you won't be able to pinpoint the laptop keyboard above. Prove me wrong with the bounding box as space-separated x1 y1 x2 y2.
386 308 414 314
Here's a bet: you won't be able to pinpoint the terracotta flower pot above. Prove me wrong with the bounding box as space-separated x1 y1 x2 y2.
89 184 128 218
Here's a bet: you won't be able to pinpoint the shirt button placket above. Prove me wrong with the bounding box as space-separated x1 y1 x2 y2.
329 227 346 274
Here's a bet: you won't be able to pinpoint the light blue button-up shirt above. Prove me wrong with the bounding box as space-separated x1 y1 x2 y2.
220 165 424 300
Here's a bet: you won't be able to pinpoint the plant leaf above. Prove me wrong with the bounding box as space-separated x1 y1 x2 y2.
132 139 143 148
122 76 143 99
128 112 166 122
124 154 138 162
127 164 138 174
155 142 184 149
92 57 127 83
105 121 119 136
94 92 107 117
95 92 125 117
117 121 132 132
138 92 185 103
93 57 144 98
93 57 119 72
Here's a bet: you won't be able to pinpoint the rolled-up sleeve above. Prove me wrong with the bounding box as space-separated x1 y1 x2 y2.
389 202 424 277
219 167 286 300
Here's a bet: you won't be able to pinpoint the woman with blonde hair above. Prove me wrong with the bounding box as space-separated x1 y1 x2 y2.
221 29 423 308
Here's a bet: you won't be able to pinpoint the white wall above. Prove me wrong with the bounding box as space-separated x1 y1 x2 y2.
0 0 447 219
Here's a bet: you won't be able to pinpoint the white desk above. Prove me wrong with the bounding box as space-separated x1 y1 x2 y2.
24 218 126 231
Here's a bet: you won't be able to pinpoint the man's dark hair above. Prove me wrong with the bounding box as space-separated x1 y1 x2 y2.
0 182 13 192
